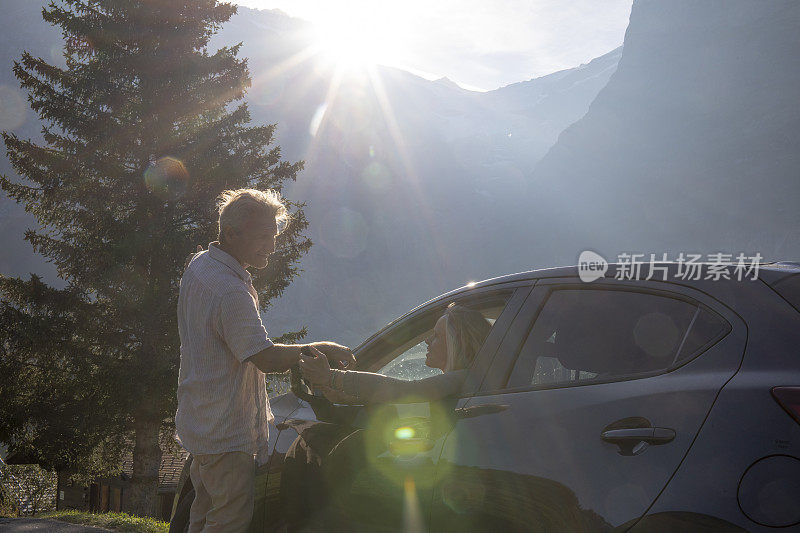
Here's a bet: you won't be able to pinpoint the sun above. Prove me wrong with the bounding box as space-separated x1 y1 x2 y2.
314 26 378 69
309 11 405 71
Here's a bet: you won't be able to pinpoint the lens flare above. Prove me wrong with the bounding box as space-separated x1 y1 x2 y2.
318 207 368 258
67 35 94 55
144 156 189 198
361 160 392 191
402 476 425 533
362 402 454 492
309 103 327 136
394 427 416 440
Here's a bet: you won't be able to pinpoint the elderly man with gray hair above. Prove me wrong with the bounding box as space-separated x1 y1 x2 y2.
176 188 354 533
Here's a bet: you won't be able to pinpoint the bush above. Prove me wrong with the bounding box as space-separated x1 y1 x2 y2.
0 464 57 515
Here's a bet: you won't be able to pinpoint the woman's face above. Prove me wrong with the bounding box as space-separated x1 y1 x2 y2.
425 315 448 371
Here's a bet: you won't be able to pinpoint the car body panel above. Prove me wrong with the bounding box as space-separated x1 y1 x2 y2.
641 273 800 531
261 284 532 530
428 276 748 529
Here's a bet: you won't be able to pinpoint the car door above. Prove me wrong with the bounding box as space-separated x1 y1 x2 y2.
429 277 747 531
263 283 531 531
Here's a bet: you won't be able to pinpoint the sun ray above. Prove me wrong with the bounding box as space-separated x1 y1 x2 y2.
306 64 344 143
293 62 346 204
402 476 425 533
254 46 318 81
248 46 319 107
366 65 450 267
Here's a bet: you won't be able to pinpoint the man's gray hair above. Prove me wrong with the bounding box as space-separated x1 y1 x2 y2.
216 188 288 242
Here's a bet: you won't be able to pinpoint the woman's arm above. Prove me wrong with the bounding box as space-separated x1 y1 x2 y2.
328 369 468 404
317 385 360 404
298 346 468 403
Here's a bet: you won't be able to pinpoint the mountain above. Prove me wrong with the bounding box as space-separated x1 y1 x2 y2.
0 1 620 344
4 1 798 348
214 8 622 342
517 0 800 267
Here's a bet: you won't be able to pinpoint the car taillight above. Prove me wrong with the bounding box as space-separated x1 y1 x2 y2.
772 387 800 425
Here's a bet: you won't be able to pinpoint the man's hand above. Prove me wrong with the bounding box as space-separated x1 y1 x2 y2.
311 341 355 369
298 345 332 386
248 342 352 375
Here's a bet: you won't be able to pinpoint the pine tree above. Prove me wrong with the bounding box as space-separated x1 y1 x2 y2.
0 0 310 515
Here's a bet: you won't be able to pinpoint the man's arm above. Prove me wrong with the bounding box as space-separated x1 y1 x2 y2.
246 344 302 373
299 346 467 403
217 288 355 373
246 342 354 374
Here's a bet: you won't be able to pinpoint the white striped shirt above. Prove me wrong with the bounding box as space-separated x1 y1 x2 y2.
175 243 274 459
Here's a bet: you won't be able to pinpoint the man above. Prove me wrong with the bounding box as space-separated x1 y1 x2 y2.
176 188 354 533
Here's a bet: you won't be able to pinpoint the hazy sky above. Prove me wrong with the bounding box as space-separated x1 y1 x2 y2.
234 0 633 91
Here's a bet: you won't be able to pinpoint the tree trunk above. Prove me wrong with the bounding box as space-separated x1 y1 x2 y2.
123 416 162 517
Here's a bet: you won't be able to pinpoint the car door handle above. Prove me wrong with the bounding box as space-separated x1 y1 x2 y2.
601 427 675 444
601 427 675 455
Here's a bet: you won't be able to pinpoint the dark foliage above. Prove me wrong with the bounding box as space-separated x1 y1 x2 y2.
0 0 310 515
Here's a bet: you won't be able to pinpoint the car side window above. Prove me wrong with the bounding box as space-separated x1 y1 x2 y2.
378 338 441 381
368 292 512 381
506 288 730 389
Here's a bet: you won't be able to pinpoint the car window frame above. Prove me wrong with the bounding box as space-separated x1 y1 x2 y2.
351 281 534 398
477 277 740 395
365 291 514 376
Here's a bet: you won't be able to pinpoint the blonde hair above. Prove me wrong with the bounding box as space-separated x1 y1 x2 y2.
216 188 288 242
442 303 493 372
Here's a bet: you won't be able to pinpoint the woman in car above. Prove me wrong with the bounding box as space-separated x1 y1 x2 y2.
299 303 492 403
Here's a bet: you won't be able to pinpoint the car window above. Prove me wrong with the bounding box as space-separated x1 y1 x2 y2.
366 291 512 381
377 338 441 381
506 288 730 389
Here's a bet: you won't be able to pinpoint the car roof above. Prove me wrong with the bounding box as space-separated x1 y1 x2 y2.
355 261 799 351
465 261 800 289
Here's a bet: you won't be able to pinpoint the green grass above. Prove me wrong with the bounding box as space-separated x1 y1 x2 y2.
38 510 169 533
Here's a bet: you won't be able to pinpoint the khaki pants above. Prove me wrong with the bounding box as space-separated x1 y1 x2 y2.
188 451 255 533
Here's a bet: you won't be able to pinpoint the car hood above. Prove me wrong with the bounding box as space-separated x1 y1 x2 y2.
269 392 302 423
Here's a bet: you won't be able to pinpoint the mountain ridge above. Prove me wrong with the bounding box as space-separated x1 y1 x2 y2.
519 0 800 268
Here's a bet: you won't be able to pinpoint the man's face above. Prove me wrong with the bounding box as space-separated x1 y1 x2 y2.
227 212 278 269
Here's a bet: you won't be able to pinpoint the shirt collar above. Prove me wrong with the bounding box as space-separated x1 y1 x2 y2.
208 242 252 283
